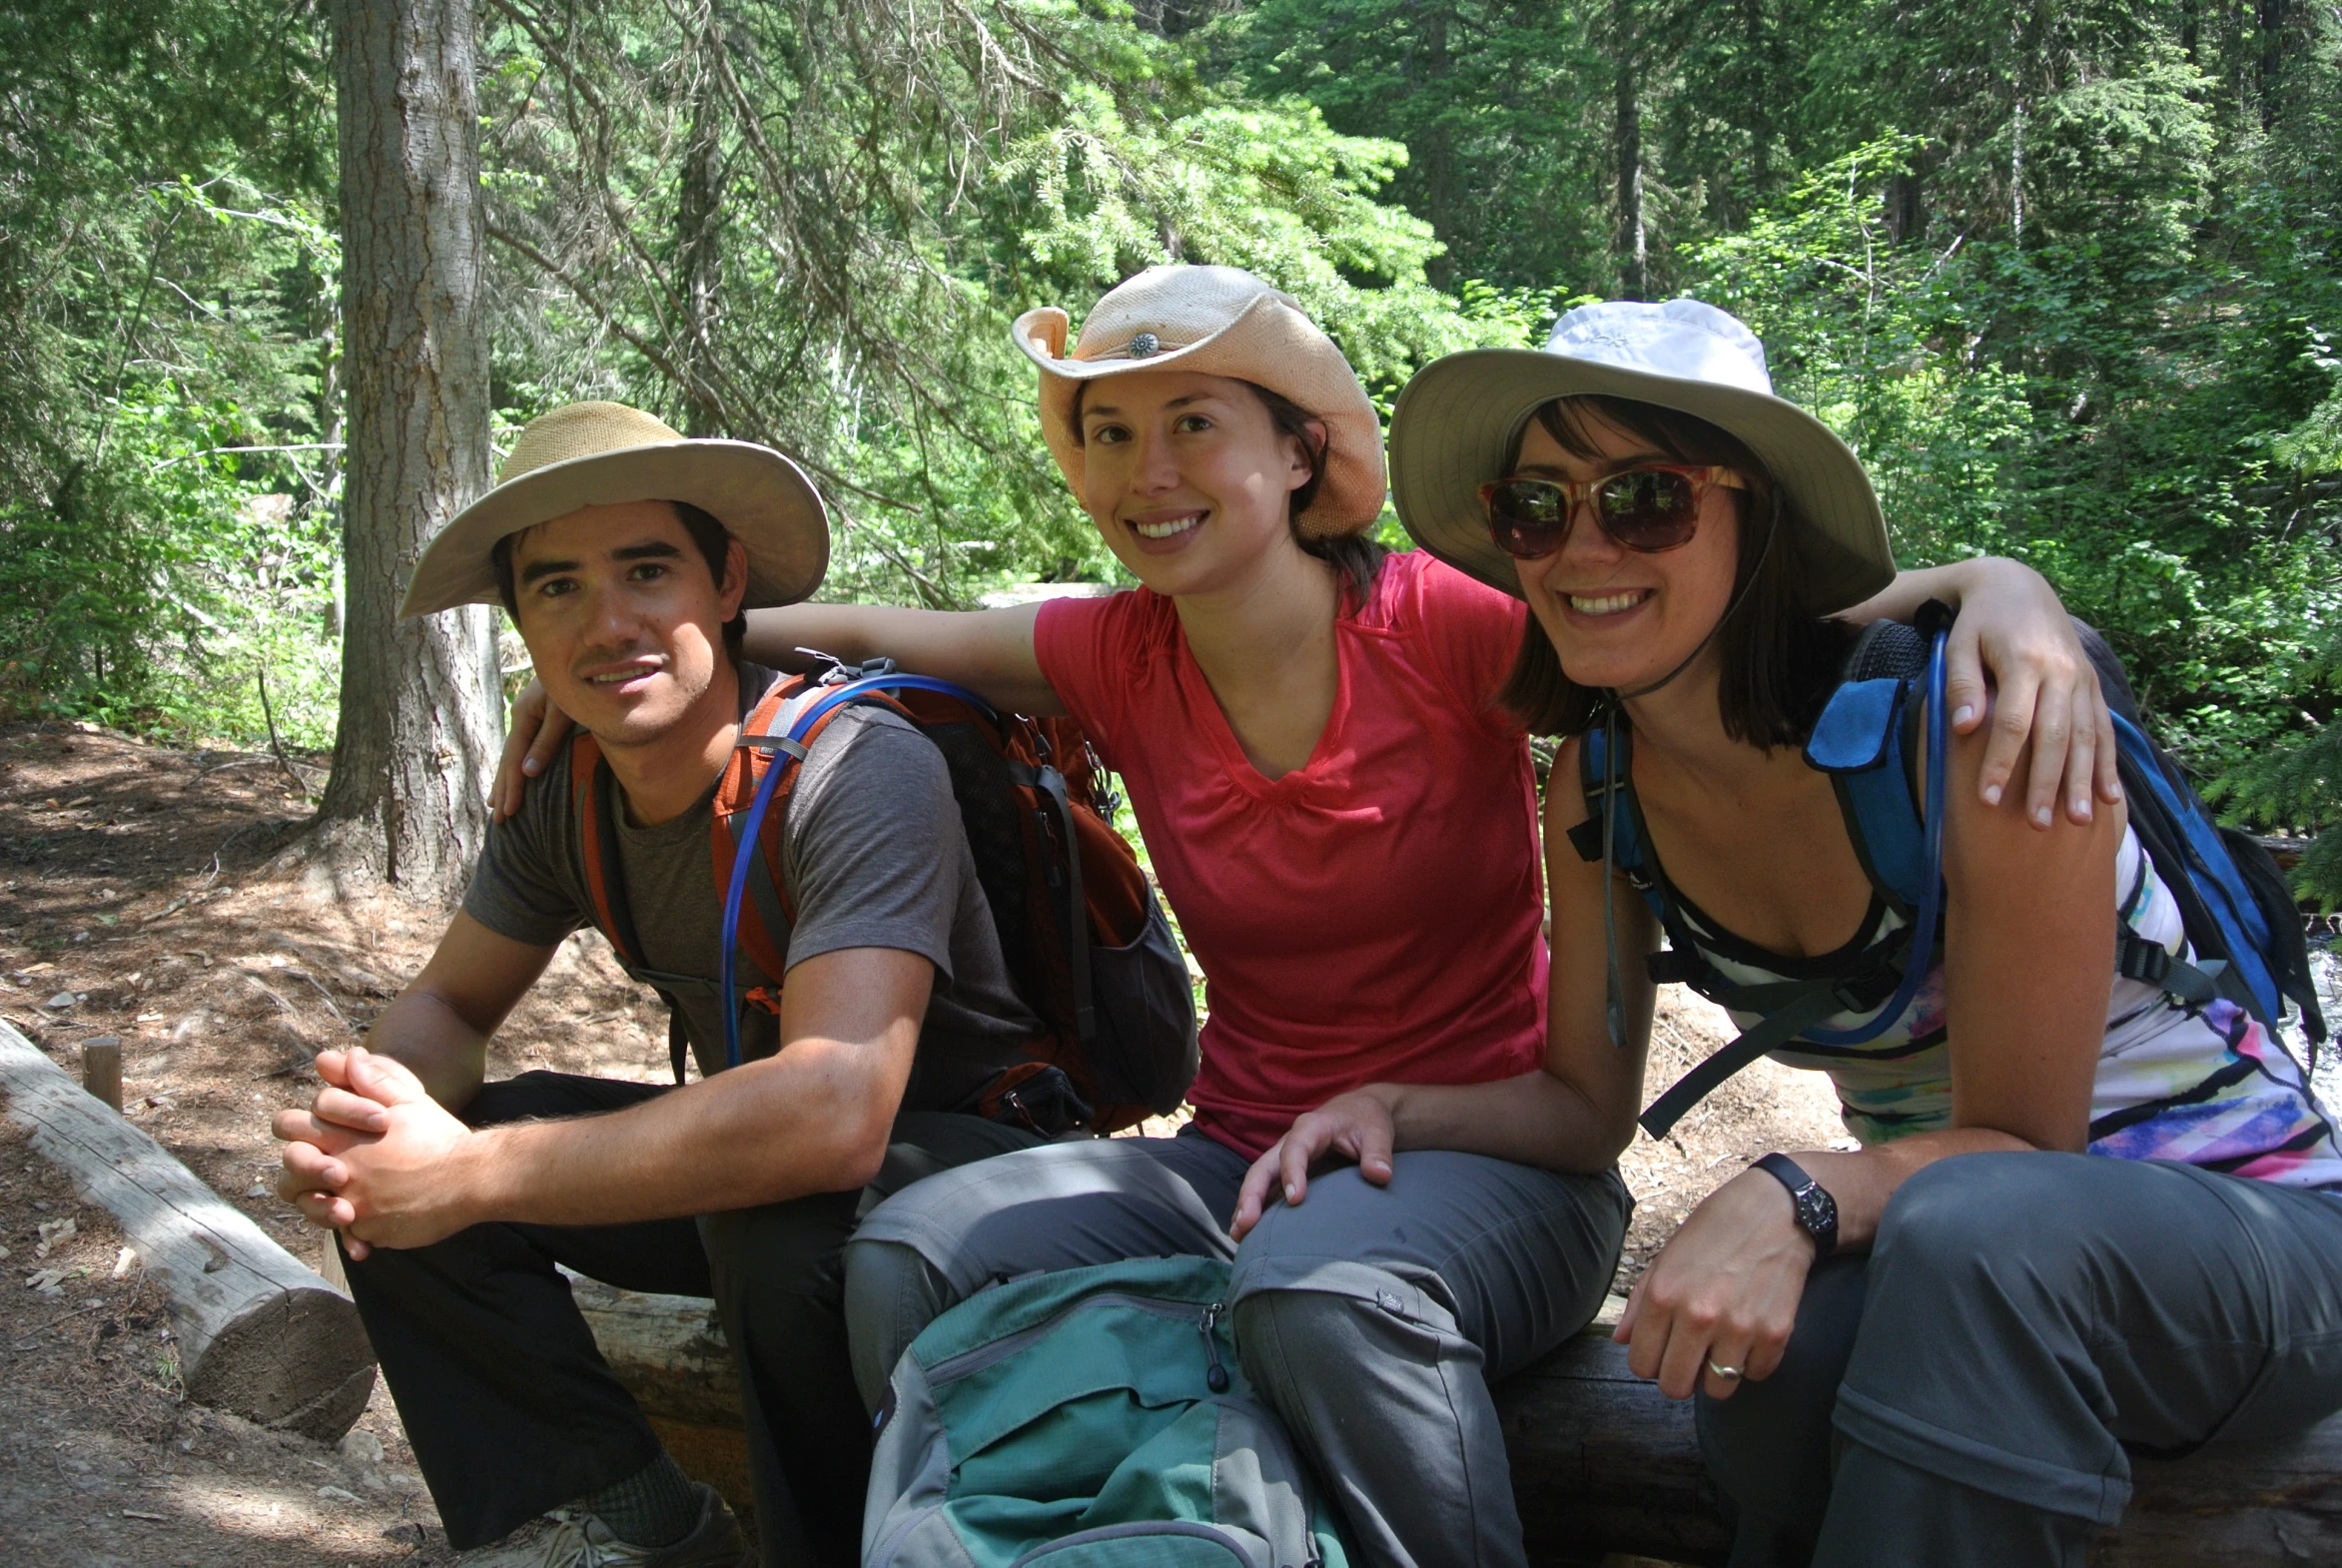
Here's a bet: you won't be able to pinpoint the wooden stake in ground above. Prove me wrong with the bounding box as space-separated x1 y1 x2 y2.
0 1022 377 1440
81 1035 121 1112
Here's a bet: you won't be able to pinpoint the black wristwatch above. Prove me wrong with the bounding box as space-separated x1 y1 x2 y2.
1752 1153 1838 1258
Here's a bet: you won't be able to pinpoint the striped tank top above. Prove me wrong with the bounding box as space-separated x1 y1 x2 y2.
1680 825 2342 1189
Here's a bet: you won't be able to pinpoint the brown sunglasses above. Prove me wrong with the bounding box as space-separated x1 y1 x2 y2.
1478 465 1749 559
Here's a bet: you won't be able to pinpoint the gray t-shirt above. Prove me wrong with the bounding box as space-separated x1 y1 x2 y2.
463 664 1042 1110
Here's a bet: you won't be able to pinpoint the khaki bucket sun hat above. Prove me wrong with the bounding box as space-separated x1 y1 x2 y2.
1389 299 1894 613
398 401 829 620
1013 265 1387 536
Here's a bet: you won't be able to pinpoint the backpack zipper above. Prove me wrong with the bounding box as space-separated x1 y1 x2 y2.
922 1292 1221 1386
1198 1301 1230 1392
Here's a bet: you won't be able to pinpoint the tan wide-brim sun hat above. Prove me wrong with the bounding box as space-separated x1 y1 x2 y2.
398 401 829 620
1389 298 1894 613
1013 265 1387 537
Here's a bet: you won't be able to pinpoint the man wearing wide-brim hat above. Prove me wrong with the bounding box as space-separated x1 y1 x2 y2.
274 402 1054 1568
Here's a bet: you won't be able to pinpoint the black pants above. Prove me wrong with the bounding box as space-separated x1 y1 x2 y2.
340 1072 1041 1564
1696 1154 2342 1568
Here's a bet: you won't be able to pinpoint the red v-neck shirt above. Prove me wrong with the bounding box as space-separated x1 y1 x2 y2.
1036 550 1548 1159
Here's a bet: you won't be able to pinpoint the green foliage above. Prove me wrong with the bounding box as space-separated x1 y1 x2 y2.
0 92 344 744
470 0 1513 609
1203 0 1610 290
11 0 2342 894
1687 137 2341 774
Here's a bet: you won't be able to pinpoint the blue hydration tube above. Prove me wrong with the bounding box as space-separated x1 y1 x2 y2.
1799 623 1952 1048
718 673 1000 1070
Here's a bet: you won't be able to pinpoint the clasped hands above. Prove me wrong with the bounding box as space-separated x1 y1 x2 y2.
274 1046 479 1259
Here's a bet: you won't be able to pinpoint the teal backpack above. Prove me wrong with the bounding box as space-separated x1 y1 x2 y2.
863 1256 1352 1568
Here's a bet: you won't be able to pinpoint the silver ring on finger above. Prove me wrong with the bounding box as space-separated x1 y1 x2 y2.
1706 1359 1744 1381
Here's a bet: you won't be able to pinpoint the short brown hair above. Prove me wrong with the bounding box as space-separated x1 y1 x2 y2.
490 499 746 661
1495 396 1855 748
1070 379 1389 608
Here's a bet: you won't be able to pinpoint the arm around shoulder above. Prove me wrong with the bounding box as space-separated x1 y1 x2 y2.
740 600 1064 716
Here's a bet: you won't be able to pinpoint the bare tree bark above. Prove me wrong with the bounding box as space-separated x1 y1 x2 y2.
318 0 501 903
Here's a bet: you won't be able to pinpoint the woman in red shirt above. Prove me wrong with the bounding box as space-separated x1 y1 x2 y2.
495 266 2117 1568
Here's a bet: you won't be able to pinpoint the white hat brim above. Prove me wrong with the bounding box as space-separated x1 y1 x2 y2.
398 439 829 619
1389 350 1894 613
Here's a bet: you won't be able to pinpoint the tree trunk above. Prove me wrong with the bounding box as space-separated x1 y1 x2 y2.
1613 0 1646 300
2257 0 2286 130
1740 0 1772 201
678 12 726 438
1418 5 1458 293
319 0 501 904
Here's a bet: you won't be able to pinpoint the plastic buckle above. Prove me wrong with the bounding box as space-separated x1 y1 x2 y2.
1834 967 1903 1017
795 646 856 685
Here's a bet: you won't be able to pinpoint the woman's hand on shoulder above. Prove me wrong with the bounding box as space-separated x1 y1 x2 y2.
1851 558 2120 830
492 679 574 822
1229 1088 1397 1241
1931 558 2123 828
1616 1166 1817 1402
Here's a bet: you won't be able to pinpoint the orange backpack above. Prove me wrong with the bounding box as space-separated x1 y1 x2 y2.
567 663 1197 1135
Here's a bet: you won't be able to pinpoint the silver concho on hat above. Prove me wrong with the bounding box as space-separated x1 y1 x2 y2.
1128 332 1160 359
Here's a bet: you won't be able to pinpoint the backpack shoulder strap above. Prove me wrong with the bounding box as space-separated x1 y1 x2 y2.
1638 612 1957 1139
712 676 818 987
711 672 921 1071
1804 618 1931 914
1565 722 1664 917
569 731 648 971
571 730 714 1082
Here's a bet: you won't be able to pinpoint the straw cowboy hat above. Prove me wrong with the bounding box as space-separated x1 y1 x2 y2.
398 401 829 619
1012 266 1387 536
1390 299 1894 613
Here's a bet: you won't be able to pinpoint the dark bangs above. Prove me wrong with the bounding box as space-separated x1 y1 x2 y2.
1495 395 1856 749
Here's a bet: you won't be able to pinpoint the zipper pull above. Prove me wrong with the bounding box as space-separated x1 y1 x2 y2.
1198 1301 1230 1392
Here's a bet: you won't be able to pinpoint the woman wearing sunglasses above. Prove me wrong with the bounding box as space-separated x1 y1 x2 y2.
489 269 2114 1568
1382 297 2342 1567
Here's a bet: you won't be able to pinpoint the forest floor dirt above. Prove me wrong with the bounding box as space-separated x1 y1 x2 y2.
0 714 1845 1565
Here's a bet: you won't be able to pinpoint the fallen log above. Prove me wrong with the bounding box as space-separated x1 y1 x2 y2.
577 1275 2342 1565
0 1022 377 1441
569 1274 756 1513
1501 1331 2342 1567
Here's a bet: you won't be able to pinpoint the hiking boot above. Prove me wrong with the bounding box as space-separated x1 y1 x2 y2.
455 1481 750 1567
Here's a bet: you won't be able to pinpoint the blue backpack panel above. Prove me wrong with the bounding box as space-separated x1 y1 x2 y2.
1574 608 2326 1140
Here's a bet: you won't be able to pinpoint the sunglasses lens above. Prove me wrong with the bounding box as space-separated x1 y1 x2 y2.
1598 469 1701 549
1485 479 1568 558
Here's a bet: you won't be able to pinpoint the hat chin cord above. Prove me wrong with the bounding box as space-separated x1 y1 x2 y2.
1595 488 1781 1049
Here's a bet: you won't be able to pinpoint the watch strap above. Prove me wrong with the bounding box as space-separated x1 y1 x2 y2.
1752 1152 1839 1257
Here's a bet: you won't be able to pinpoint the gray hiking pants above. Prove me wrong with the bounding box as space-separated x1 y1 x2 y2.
1697 1153 2342 1567
844 1130 1631 1568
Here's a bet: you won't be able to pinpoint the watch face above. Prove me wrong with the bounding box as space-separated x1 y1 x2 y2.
1798 1184 1837 1238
